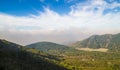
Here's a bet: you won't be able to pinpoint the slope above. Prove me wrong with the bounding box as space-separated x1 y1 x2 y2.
70 33 120 52
27 42 76 55
0 39 67 70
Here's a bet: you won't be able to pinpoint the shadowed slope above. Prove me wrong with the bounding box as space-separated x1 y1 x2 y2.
0 39 67 70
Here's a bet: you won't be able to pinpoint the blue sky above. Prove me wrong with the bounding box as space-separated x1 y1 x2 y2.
0 0 120 45
1 0 120 16
0 0 87 16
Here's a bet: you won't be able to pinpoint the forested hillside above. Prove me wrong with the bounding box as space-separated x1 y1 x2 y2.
27 42 76 55
0 39 67 70
0 32 120 70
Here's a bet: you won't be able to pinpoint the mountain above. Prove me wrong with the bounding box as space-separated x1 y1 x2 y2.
70 33 120 52
0 39 67 70
1 38 120 70
27 42 76 55
0 39 21 51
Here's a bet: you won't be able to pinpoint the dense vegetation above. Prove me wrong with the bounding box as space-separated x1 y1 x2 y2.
59 51 120 70
70 33 120 52
0 33 120 70
27 42 76 55
0 39 67 70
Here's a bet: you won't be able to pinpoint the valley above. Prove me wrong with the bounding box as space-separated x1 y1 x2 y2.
0 33 120 70
1 0 120 70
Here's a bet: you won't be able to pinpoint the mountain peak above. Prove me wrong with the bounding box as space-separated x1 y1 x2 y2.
70 33 120 52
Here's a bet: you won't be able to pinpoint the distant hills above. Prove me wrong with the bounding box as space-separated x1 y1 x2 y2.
70 33 120 52
1 33 120 70
0 39 67 70
27 42 76 55
23 33 120 53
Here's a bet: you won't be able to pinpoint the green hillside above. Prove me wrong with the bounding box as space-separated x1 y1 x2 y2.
70 33 120 52
0 39 120 70
0 39 67 70
27 42 76 55
1 33 120 70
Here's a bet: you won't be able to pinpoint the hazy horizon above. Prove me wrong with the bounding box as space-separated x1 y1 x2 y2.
0 0 120 45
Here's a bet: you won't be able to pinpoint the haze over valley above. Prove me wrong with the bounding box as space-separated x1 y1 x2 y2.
0 0 120 70
0 0 120 45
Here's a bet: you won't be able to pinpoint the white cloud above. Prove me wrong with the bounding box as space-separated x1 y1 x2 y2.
0 0 120 45
70 0 120 15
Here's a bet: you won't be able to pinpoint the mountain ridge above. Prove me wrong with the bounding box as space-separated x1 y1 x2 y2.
27 41 76 55
0 39 67 70
70 33 120 52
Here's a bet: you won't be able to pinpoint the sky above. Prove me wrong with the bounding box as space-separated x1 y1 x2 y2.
0 0 120 45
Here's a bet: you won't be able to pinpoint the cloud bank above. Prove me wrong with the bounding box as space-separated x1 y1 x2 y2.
0 0 120 45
